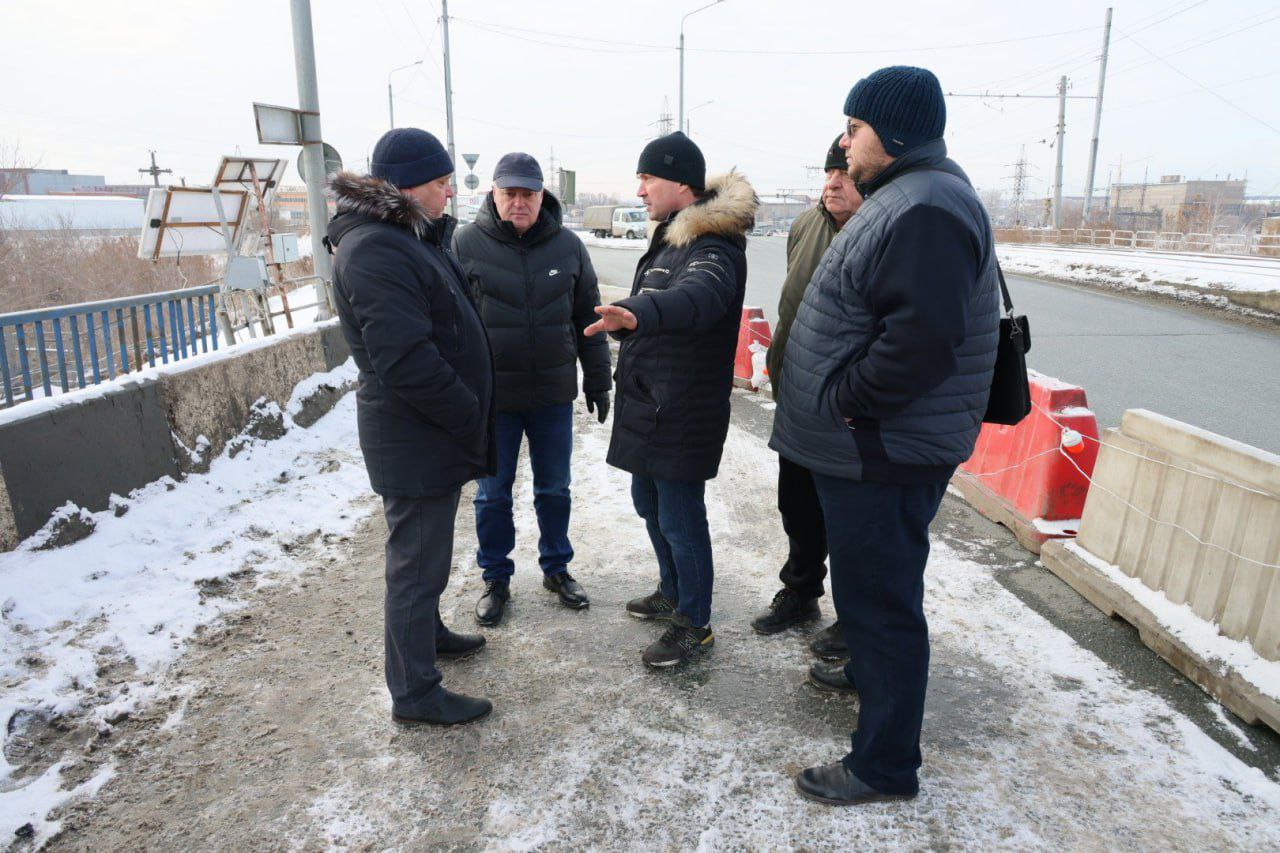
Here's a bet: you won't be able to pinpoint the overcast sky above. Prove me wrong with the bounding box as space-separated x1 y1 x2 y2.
5 0 1279 202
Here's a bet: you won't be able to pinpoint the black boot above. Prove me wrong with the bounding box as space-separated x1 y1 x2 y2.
807 660 856 694
794 761 915 805
809 621 848 660
475 581 510 627
437 625 486 660
392 688 493 727
543 572 590 609
625 589 676 621
750 588 821 635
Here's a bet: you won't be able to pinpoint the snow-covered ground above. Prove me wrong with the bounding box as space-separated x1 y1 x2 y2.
0 360 372 845
569 228 649 250
2 377 1279 846
998 243 1280 296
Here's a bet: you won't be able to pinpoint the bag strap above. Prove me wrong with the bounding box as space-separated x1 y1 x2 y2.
995 259 1015 316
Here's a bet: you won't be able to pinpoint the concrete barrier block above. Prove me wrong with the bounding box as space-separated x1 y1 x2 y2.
158 329 330 459
0 465 17 551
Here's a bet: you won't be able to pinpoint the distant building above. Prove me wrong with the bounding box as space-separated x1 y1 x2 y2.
69 183 155 199
0 194 144 236
0 168 106 195
274 184 334 226
756 195 812 229
1109 175 1246 231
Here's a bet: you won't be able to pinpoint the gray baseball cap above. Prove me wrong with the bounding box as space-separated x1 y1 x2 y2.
492 151 544 191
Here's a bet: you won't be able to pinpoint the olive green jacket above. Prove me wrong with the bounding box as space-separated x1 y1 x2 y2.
767 202 843 391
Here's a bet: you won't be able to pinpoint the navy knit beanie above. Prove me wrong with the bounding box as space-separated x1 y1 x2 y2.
843 66 946 157
637 131 706 191
370 127 453 188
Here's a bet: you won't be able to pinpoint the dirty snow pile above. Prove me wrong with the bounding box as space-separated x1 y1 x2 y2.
998 243 1280 298
0 360 373 844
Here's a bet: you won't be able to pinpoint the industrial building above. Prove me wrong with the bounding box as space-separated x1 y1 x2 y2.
1108 175 1247 231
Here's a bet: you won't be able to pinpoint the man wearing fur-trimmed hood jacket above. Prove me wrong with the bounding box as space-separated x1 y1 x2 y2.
584 131 757 668
326 128 496 729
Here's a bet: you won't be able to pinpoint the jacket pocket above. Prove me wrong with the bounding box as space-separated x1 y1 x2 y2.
618 371 660 434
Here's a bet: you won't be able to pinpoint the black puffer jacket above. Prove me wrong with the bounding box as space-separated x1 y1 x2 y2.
327 172 496 497
607 170 757 482
452 192 610 413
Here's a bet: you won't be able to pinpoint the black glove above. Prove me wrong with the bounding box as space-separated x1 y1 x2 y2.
585 391 610 424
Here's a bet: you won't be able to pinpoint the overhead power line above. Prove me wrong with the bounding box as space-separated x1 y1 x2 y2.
449 15 1103 56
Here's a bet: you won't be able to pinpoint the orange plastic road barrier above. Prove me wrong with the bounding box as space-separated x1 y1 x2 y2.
735 307 772 388
952 371 1100 554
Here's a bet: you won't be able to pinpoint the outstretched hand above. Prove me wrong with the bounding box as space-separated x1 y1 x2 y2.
583 304 638 337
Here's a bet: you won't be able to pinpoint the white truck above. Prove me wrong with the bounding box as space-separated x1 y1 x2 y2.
583 205 649 239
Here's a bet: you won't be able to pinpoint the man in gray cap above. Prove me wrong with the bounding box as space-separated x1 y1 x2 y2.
327 127 496 727
772 67 1000 804
453 152 611 628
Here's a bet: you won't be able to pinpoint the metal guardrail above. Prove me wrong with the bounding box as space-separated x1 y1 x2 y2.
995 228 1280 257
0 284 222 409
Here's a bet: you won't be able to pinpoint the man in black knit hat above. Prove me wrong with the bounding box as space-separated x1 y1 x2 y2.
585 131 757 668
751 135 862 653
772 67 1000 804
327 128 496 727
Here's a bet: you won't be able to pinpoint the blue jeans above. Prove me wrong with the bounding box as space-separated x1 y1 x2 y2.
811 471 950 797
630 475 714 627
474 403 574 583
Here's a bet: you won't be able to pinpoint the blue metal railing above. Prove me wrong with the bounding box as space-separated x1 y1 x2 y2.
0 284 222 409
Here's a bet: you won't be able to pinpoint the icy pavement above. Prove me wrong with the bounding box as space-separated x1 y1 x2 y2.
2 384 1279 849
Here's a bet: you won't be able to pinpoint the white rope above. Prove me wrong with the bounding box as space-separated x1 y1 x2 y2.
963 445 1062 478
1030 400 1274 499
1054 445 1280 571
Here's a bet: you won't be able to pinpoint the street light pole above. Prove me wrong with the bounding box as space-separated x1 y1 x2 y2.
387 60 423 130
684 99 713 135
441 0 458 218
678 1 724 137
289 0 332 318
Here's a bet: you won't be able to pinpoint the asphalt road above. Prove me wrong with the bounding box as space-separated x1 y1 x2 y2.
585 236 1280 454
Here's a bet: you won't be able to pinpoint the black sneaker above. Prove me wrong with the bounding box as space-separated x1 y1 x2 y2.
642 622 714 667
750 587 821 635
809 621 848 660
625 589 676 621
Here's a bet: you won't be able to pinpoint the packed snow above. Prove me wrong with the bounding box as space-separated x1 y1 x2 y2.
998 243 1280 295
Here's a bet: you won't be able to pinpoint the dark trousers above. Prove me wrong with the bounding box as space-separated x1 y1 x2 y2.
777 454 829 599
474 403 574 582
382 490 461 717
630 475 714 627
811 472 950 796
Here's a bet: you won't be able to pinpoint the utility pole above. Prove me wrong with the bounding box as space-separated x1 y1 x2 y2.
678 1 723 136
1011 146 1029 227
138 150 172 186
387 60 423 130
289 0 333 318
1082 7 1113 222
656 97 675 136
1052 75 1067 229
441 0 458 218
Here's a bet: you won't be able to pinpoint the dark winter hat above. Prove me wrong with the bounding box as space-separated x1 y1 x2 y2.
823 135 845 172
370 127 453 188
492 152 544 191
843 66 946 157
637 131 706 191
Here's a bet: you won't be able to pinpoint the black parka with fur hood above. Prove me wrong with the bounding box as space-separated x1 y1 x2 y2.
607 170 758 482
326 172 497 497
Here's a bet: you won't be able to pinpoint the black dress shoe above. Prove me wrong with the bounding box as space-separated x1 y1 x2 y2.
543 572 589 609
393 688 492 727
807 660 857 694
751 587 821 635
476 581 510 627
794 761 916 806
437 626 486 660
809 621 848 661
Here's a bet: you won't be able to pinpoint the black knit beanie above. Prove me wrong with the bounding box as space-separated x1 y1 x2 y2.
823 135 845 171
843 66 946 157
636 131 706 191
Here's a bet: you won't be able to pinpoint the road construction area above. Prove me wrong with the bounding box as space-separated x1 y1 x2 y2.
14 387 1278 850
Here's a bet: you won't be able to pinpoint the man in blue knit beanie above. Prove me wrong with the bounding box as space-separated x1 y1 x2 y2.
771 66 1002 805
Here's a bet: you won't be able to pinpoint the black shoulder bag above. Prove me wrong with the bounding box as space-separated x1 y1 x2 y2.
982 261 1032 425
